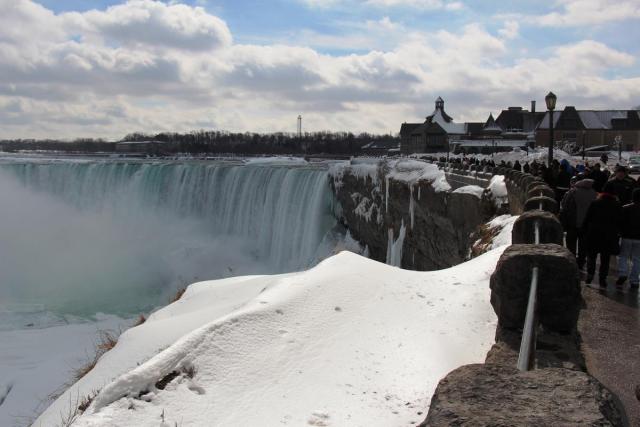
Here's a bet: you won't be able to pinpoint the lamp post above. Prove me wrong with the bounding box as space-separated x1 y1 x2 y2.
545 92 557 166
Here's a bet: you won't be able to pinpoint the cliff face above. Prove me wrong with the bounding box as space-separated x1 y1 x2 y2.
329 160 495 270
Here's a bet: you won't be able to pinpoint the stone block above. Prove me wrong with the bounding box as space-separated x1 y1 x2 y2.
527 185 555 200
490 244 580 332
420 364 627 426
524 196 559 214
512 210 563 244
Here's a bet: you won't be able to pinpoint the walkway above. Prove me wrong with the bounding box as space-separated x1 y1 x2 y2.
578 280 640 426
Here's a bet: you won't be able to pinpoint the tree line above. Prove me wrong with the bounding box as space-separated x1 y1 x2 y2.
1 130 399 156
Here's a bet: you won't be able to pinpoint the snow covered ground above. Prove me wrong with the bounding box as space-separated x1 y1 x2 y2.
0 314 128 427
33 249 506 427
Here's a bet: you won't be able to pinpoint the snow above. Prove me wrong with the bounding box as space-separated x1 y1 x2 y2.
0 314 127 427
486 215 518 249
36 250 504 427
452 185 485 199
386 159 451 192
488 175 508 207
243 157 308 166
328 160 381 192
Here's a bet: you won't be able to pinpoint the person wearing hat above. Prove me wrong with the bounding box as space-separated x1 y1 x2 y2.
582 181 623 287
607 165 637 205
616 188 640 290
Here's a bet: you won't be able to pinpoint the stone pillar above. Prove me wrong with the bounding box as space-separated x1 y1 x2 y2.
512 211 563 245
524 196 559 214
527 185 555 200
489 244 580 333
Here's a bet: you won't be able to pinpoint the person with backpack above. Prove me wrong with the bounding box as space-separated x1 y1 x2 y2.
616 188 640 290
582 181 623 287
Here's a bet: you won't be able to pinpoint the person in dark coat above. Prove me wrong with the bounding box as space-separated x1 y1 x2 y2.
606 165 637 206
588 163 607 192
582 181 623 287
522 162 530 174
513 160 522 172
560 176 597 269
616 188 640 290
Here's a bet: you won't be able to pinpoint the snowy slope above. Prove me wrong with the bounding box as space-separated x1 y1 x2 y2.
35 250 504 427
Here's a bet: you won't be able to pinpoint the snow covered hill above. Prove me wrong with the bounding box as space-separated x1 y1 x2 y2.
35 250 504 427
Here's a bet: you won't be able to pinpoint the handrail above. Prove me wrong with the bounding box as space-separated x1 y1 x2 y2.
517 219 542 371
517 266 539 371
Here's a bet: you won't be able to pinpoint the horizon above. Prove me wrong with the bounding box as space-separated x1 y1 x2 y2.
1 0 639 139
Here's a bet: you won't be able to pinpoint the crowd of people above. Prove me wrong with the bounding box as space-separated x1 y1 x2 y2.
431 153 640 290
558 163 639 290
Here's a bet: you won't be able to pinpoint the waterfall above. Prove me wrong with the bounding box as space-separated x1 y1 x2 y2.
0 159 340 316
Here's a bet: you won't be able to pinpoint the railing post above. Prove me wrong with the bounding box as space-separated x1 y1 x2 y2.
517 266 539 371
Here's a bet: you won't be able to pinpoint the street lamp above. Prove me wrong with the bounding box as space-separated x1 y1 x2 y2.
545 91 557 166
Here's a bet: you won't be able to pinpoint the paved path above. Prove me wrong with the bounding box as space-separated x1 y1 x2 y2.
578 282 640 426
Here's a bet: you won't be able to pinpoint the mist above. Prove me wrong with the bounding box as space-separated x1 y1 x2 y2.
0 169 271 317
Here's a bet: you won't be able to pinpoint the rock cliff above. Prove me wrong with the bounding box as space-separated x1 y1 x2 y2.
329 159 496 270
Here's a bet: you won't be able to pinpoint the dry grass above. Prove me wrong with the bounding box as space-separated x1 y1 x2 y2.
469 223 500 259
133 313 147 327
170 287 186 303
55 390 99 427
72 330 118 383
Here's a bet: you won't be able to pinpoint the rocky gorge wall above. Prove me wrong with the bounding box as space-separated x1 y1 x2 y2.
328 159 499 271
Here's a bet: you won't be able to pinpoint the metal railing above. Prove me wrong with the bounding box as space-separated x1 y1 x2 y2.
517 220 541 371
517 266 539 371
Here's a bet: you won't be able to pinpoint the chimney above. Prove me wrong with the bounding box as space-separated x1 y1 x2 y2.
531 100 536 113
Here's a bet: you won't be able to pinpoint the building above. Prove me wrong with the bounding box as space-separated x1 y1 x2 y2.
400 97 466 154
536 106 640 152
400 98 542 155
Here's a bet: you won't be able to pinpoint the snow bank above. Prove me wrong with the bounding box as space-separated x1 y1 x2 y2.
37 250 503 427
452 185 485 199
387 159 450 192
488 175 508 207
486 215 518 249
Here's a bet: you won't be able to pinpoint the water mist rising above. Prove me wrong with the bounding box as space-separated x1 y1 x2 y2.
0 160 340 318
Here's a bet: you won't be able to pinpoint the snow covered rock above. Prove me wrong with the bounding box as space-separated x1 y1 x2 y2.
329 159 495 271
36 250 504 427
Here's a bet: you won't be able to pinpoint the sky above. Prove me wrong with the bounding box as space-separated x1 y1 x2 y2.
1 0 639 139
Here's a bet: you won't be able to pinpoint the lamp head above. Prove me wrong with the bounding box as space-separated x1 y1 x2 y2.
545 91 557 111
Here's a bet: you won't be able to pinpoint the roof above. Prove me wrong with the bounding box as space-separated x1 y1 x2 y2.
451 139 528 147
538 109 638 130
483 113 502 132
400 123 422 136
428 108 465 134
495 108 543 132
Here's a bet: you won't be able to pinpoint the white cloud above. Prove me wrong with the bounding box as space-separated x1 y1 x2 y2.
533 0 640 27
498 21 519 40
299 0 465 10
0 1 638 139
63 0 232 51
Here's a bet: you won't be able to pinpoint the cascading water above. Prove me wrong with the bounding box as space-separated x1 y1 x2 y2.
0 159 342 319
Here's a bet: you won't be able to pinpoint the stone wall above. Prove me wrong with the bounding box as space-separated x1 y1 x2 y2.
329 160 496 271
418 165 629 426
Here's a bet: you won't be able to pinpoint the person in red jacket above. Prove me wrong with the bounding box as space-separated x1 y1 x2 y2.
582 181 623 288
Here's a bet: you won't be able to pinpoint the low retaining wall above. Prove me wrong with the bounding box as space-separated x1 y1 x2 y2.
418 164 629 426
